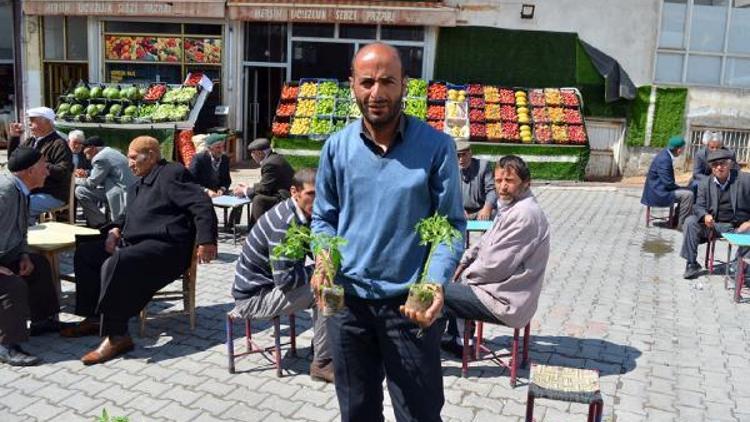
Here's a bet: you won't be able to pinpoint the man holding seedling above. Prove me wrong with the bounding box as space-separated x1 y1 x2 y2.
231 168 334 382
442 155 550 357
312 43 465 422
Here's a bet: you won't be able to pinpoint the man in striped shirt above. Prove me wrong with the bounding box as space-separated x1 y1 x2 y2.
230 168 332 382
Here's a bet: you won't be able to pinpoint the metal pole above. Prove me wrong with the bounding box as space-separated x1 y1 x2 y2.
12 0 24 121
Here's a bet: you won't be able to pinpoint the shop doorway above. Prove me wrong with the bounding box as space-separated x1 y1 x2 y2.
43 62 88 107
243 66 286 151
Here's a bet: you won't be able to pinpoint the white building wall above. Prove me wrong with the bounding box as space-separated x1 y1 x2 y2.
446 0 661 87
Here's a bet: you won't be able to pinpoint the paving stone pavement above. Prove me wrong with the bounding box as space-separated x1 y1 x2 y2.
3 184 750 421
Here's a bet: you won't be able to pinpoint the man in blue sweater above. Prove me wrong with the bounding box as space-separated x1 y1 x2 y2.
312 43 465 422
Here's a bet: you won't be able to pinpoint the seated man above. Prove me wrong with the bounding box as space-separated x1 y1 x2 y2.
8 107 73 223
456 140 497 220
74 137 137 228
63 136 218 365
641 135 693 230
233 138 294 228
189 133 231 198
0 148 62 366
68 129 92 177
681 149 750 279
230 168 333 382
441 155 550 355
690 130 738 193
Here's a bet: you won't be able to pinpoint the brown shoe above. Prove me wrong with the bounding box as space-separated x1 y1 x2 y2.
310 358 335 383
60 319 100 338
81 336 134 366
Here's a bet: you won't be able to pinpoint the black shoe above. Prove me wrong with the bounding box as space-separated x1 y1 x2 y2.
29 318 75 336
684 262 702 280
0 344 41 366
441 336 470 359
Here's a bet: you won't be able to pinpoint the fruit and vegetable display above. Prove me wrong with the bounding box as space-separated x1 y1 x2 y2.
55 78 206 125
272 78 588 145
105 36 181 62
184 38 221 64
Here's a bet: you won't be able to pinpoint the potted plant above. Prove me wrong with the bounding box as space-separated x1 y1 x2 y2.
272 222 347 316
404 213 462 313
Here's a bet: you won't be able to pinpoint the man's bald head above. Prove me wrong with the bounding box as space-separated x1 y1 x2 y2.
129 136 161 157
128 136 161 177
351 42 405 78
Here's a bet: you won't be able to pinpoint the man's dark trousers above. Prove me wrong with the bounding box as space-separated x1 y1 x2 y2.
327 294 446 422
680 218 734 264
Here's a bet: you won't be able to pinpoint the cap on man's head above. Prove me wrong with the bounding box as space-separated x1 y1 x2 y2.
8 146 42 172
455 140 471 153
667 135 686 150
27 107 56 123
82 136 104 147
204 133 227 147
707 148 733 163
247 138 270 151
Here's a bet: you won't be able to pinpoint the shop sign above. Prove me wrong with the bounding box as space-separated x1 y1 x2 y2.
228 4 457 26
23 1 225 18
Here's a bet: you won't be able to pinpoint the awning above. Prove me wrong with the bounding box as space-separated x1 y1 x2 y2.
228 0 457 26
23 0 225 18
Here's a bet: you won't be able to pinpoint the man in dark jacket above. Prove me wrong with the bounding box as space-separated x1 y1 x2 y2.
0 148 61 366
641 136 693 230
232 138 294 228
62 136 218 365
681 149 750 279
456 140 496 220
8 107 73 223
690 130 738 193
189 133 231 198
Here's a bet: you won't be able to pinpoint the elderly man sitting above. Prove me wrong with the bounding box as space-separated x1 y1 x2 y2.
442 155 550 355
189 133 231 198
690 130 738 193
456 140 497 220
681 149 750 279
74 137 136 228
68 129 91 177
8 107 73 223
0 148 61 366
641 135 693 230
233 138 294 228
62 136 218 365
231 168 333 382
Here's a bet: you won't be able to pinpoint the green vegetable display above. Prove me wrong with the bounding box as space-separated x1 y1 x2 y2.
318 81 338 97
162 87 197 104
310 117 333 135
333 119 346 132
336 85 351 99
315 98 334 116
404 98 427 120
348 102 362 118
334 100 349 118
407 79 428 97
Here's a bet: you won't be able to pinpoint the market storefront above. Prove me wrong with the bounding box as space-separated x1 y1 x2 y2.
229 0 456 148
0 0 21 145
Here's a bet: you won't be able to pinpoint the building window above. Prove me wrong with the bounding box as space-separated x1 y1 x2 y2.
42 16 89 106
655 0 750 88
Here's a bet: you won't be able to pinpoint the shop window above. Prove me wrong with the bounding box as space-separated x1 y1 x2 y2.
655 52 685 83
44 16 65 60
725 57 750 87
291 41 354 80
659 0 687 49
185 24 223 36
381 26 424 41
43 16 89 61
0 1 12 60
105 21 181 34
340 25 377 40
244 22 287 63
66 17 88 60
689 0 729 52
395 45 423 78
292 23 335 38
686 54 722 84
728 0 750 54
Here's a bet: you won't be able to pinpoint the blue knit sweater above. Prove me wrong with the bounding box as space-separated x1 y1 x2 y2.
312 116 466 299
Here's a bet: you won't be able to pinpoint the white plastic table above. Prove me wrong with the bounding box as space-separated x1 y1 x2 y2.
212 195 252 245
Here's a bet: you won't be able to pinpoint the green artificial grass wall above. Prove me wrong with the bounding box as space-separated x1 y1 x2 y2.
625 86 652 147
650 87 688 148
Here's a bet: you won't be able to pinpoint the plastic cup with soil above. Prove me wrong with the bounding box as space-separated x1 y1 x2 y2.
405 282 442 313
320 284 345 316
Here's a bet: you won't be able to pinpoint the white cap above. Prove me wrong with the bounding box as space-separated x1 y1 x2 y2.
27 107 56 122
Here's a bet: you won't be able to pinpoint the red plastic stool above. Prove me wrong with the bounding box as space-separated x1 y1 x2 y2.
645 205 675 228
462 319 530 387
226 313 297 377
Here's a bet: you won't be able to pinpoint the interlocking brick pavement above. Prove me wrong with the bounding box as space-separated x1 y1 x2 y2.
2 185 750 421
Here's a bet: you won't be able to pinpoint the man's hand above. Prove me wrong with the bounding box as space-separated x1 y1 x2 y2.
207 189 221 198
18 254 34 277
105 228 122 254
8 122 23 138
737 221 750 233
477 206 492 221
704 214 715 229
0 265 15 276
197 244 217 263
74 169 88 178
310 251 331 309
233 183 247 197
400 286 444 329
452 264 466 282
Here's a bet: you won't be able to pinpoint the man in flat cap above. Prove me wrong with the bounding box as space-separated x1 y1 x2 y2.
74 137 136 228
232 138 294 228
641 135 693 231
0 147 62 366
63 136 218 365
189 133 231 198
681 148 750 279
9 107 73 224
456 140 497 220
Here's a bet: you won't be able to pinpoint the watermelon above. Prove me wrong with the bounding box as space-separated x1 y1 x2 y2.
69 104 84 115
124 105 138 116
90 86 103 99
74 86 90 101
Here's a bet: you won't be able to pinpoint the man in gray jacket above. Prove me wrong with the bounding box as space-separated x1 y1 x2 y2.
0 147 61 366
442 155 550 355
74 137 136 228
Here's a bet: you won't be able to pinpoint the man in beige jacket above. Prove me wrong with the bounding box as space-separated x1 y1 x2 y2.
442 155 550 355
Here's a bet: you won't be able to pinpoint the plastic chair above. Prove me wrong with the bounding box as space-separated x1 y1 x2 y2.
226 313 297 377
40 173 75 224
462 319 530 387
